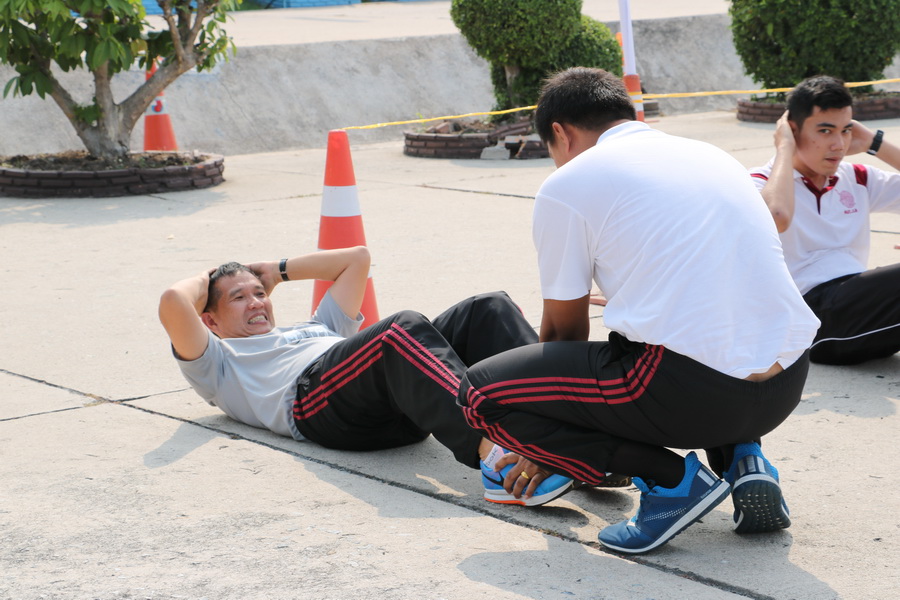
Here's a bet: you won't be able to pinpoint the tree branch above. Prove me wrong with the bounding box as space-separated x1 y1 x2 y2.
24 28 77 120
186 1 212 48
161 1 187 64
119 61 188 135
45 70 80 124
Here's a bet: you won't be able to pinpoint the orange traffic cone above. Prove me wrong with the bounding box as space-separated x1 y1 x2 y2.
615 32 625 70
312 130 380 329
623 73 645 122
143 62 178 151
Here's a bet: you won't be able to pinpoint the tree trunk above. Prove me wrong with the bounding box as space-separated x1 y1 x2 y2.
73 120 131 161
47 63 131 161
46 59 190 162
63 63 130 161
504 63 522 108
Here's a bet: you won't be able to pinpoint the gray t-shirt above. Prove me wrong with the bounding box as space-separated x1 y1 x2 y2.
176 291 363 439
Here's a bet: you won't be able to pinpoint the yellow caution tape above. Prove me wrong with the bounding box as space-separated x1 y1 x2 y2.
641 87 792 99
643 78 900 99
341 106 537 131
341 78 900 131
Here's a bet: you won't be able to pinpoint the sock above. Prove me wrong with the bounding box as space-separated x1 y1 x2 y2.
482 444 507 470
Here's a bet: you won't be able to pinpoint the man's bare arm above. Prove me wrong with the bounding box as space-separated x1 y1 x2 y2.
248 246 371 320
540 295 591 342
848 120 900 171
160 247 371 361
760 112 798 233
159 270 212 361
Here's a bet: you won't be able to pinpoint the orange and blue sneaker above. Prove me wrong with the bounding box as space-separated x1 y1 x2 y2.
480 445 573 507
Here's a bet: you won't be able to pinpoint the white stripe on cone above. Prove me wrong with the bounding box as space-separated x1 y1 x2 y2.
321 185 362 217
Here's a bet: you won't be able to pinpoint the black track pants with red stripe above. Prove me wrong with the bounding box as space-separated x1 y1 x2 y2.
804 264 900 365
293 292 538 468
458 332 810 484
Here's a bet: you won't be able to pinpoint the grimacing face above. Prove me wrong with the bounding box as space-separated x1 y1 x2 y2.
203 271 275 338
792 105 854 186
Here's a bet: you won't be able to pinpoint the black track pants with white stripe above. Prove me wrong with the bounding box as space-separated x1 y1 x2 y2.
293 292 538 468
804 264 900 365
458 332 810 484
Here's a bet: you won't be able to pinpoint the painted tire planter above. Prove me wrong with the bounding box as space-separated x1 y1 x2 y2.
403 131 494 159
0 153 225 198
404 119 545 159
737 94 900 123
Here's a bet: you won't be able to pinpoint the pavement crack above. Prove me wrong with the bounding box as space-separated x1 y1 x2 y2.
0 368 106 401
418 184 533 199
0 405 84 422
0 368 163 414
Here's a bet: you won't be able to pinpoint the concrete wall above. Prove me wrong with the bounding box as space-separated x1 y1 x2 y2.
629 14 756 115
1 13 898 156
0 34 493 156
626 14 900 116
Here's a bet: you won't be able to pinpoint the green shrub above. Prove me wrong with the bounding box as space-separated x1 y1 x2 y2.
452 0 622 118
451 0 581 110
451 0 581 68
730 0 900 96
555 15 623 78
489 15 622 115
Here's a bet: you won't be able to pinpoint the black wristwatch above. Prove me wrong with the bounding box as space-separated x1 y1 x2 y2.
278 258 290 281
867 130 884 155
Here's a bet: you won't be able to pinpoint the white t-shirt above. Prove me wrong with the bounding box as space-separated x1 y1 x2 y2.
533 121 819 379
176 291 363 440
750 160 900 294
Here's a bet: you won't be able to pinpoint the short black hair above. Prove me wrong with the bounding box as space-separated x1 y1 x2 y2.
787 75 853 129
534 67 636 144
205 261 258 312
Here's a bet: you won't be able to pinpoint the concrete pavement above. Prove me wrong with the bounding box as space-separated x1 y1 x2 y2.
2 109 899 599
2 1 900 598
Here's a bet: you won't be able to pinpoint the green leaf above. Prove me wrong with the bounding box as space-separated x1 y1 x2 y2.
89 38 110 69
73 102 101 126
19 70 32 94
32 69 52 98
9 20 33 47
3 75 19 98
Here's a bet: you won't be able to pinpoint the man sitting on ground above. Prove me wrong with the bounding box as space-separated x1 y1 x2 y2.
751 75 900 364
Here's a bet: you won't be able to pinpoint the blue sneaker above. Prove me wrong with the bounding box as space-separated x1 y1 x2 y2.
480 445 573 507
598 452 730 554
725 442 791 534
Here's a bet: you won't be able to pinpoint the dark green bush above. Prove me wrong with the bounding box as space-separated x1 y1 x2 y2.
451 0 582 68
489 15 623 115
452 0 622 117
555 15 623 78
730 0 900 95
